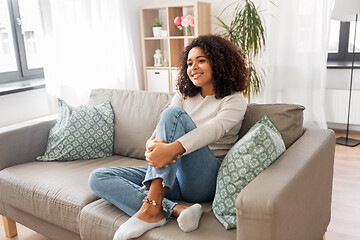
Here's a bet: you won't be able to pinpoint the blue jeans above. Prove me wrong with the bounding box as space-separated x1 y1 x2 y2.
89 106 221 220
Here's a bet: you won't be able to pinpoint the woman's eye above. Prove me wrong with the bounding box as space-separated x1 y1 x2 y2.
187 62 192 66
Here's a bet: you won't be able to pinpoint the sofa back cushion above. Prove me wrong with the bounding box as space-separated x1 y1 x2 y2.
238 103 305 149
89 89 174 159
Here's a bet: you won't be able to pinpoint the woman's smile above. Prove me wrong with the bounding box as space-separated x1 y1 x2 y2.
191 72 203 79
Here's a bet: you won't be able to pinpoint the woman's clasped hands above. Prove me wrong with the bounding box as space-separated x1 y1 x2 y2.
145 138 183 169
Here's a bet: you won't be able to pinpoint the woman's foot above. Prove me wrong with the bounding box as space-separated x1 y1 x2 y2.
113 216 166 240
175 204 203 232
113 203 166 240
134 201 165 223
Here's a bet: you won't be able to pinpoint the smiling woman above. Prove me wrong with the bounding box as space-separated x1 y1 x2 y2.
177 34 248 99
88 34 249 240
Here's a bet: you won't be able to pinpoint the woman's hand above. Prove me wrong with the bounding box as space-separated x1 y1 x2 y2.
145 131 157 150
145 140 185 169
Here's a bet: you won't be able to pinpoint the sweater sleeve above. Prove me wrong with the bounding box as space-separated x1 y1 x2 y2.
169 92 184 108
177 94 246 155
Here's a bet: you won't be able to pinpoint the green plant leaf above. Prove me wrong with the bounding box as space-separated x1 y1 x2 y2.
152 19 162 27
216 0 270 101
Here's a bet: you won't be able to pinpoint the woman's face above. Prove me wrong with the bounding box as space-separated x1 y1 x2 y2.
186 47 214 94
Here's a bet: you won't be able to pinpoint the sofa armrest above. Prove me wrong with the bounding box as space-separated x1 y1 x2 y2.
235 128 335 240
0 115 56 171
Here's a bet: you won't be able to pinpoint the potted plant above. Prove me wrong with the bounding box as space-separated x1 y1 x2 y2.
152 19 162 38
217 0 272 102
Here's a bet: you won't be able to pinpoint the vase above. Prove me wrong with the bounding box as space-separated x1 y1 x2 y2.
184 26 192 36
152 27 162 38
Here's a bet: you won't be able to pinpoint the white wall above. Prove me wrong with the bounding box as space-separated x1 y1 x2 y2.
325 68 360 131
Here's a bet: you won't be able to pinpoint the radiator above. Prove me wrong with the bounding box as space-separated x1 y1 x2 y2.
325 89 360 125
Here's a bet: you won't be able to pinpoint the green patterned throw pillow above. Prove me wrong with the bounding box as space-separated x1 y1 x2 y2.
212 115 285 229
37 99 114 161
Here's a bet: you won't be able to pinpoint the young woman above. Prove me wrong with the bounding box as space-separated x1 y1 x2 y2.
89 34 248 240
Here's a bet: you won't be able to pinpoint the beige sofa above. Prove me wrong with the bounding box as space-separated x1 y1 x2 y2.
0 89 335 240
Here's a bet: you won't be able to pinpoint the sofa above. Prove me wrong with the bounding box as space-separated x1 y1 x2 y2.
0 89 335 240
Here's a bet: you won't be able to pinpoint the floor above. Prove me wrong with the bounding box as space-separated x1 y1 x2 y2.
0 130 359 240
324 130 360 240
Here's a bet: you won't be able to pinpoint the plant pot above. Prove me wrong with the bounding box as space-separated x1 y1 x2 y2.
152 27 162 38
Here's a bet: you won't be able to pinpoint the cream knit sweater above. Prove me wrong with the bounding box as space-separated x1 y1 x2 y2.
170 91 247 160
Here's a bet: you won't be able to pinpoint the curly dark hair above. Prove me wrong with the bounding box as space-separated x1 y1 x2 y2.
177 34 248 99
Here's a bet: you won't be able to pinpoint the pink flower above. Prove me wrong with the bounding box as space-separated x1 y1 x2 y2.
189 18 195 26
174 14 195 30
174 17 182 27
182 15 194 27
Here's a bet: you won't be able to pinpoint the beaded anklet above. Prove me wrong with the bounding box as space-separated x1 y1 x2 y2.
143 197 167 212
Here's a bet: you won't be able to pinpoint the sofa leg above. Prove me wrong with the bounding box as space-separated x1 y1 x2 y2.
322 233 326 240
2 216 18 238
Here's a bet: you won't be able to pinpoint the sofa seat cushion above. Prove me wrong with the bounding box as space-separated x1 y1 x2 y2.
79 199 236 240
0 156 146 233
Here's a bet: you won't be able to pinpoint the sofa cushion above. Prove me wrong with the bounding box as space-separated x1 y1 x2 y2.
79 199 236 240
0 156 146 233
238 103 305 149
38 99 115 161
88 89 174 159
213 115 285 229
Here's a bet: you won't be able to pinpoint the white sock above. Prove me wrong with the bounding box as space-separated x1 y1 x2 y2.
113 216 166 240
177 203 203 233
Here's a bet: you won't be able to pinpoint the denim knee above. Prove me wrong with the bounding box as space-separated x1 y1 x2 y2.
157 106 195 141
159 106 186 122
88 168 106 194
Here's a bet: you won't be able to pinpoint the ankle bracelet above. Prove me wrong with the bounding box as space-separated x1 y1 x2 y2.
143 197 167 212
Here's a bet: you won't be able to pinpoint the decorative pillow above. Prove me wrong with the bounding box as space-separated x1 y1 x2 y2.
37 99 114 161
212 115 286 229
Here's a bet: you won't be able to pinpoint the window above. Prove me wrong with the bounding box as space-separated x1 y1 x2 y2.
328 19 360 64
0 0 44 84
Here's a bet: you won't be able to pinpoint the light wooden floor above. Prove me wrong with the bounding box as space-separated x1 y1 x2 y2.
0 130 359 240
324 130 360 240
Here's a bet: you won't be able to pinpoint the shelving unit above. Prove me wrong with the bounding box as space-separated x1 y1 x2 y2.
140 2 211 92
